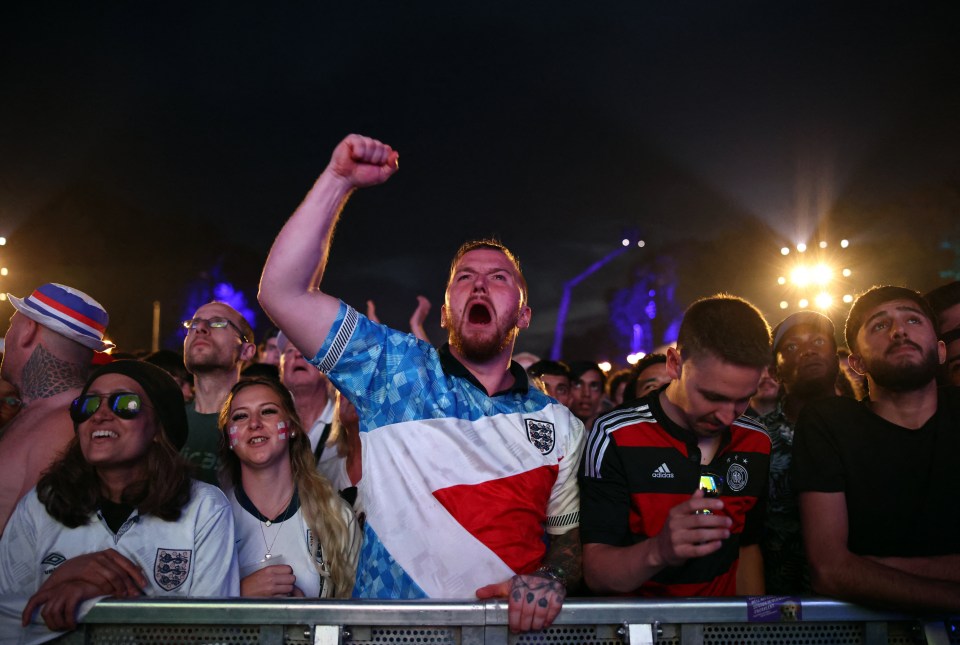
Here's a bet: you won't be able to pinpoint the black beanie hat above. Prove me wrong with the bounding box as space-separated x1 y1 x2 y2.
71 359 188 450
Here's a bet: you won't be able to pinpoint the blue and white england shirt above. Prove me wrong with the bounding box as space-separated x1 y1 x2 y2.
309 303 583 599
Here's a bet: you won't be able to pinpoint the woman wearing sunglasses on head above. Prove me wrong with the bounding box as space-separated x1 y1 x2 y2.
0 360 239 640
219 378 359 598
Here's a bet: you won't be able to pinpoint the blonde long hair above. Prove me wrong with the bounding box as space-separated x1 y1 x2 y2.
219 378 357 597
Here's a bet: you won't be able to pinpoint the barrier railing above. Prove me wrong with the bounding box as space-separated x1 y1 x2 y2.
59 597 959 645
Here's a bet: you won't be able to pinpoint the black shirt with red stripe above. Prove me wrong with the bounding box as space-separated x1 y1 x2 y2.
579 392 771 596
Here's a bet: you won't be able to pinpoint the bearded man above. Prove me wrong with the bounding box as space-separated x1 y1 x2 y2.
258 134 583 633
793 286 960 613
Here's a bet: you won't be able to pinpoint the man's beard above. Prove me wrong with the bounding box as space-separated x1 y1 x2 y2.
448 317 518 363
866 343 940 392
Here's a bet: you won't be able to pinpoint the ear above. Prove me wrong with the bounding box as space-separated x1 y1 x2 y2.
439 304 448 329
938 339 947 365
517 305 532 330
18 317 41 348
665 347 682 380
847 352 866 376
239 342 257 362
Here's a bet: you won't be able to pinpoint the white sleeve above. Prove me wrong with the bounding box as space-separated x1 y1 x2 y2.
0 492 41 597
187 485 239 597
545 410 584 535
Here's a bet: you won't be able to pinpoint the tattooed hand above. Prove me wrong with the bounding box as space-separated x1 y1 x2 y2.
475 573 566 633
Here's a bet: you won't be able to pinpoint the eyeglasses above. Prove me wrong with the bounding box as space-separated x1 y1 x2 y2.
1 396 22 408
70 392 148 423
572 381 603 393
182 317 248 343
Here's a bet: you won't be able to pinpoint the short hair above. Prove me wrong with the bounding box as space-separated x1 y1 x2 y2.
568 360 606 385
528 360 571 379
625 353 667 400
259 326 280 347
447 239 528 306
676 294 771 368
845 286 938 353
924 281 960 326
202 301 254 345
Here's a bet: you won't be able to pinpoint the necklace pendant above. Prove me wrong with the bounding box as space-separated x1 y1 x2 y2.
264 553 272 560
264 520 272 527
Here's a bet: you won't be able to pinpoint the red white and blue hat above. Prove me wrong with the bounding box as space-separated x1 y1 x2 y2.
6 283 114 352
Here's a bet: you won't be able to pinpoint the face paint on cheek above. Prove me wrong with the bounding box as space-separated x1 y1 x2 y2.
277 420 288 441
228 425 239 448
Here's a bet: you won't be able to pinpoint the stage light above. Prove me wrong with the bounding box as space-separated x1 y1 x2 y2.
814 292 832 309
598 361 612 372
811 263 832 285
819 241 828 249
781 247 790 256
637 240 645 247
791 266 811 287
840 239 849 248
842 268 852 277
799 298 809 308
779 301 789 309
777 276 786 285
0 294 5 301
843 294 854 304
797 243 807 253
0 237 6 245
0 268 6 276
621 239 629 247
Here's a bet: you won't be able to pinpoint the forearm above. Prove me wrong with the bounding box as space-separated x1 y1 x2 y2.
542 528 581 590
736 544 764 595
864 554 960 584
582 541 664 594
259 170 353 310
811 552 960 613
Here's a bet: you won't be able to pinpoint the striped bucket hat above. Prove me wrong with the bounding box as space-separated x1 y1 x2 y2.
6 283 114 352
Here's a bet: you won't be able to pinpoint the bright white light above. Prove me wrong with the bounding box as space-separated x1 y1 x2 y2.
791 266 811 287
797 243 807 253
843 294 854 304
819 241 828 249
840 239 849 248
0 237 6 245
798 298 809 308
0 268 7 276
621 239 629 247
812 263 832 285
842 268 852 277
598 361 612 372
777 276 786 285
779 301 789 309
0 294 5 301
814 292 833 309
780 247 790 256
637 240 645 248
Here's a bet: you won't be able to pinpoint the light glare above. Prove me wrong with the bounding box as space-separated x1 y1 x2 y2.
819 241 828 249
777 276 786 285
621 239 629 247
843 294 854 304
814 292 833 309
842 268 852 277
798 298 809 308
779 301 789 309
598 361 612 372
840 239 849 248
780 247 790 256
797 243 807 253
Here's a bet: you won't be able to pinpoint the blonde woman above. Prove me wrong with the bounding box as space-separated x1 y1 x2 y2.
219 378 358 598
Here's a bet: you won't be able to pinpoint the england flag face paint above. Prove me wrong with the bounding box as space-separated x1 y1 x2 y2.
277 420 288 441
228 425 239 448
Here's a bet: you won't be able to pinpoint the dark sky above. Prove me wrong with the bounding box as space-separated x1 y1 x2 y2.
2 2 959 360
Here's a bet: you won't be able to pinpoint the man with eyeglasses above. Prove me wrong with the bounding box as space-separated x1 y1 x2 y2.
259 134 583 633
579 295 772 597
181 302 256 485
0 283 113 535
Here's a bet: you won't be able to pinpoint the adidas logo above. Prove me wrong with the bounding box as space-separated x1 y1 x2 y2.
651 463 674 479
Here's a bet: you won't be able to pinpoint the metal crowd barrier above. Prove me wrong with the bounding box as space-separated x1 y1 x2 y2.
60 597 959 645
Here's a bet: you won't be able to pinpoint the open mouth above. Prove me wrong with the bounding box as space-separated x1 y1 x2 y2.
248 436 268 445
468 303 492 325
92 430 118 439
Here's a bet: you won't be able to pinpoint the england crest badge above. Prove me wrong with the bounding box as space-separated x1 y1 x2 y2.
525 418 556 455
154 548 192 591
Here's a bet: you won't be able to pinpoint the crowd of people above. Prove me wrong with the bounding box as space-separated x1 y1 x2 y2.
1 134 959 641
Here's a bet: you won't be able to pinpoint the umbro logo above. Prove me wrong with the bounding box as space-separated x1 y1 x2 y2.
651 463 674 479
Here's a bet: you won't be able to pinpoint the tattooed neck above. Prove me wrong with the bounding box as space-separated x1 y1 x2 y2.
21 345 90 400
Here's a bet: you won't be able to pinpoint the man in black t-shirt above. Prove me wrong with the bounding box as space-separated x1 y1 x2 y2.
793 286 960 614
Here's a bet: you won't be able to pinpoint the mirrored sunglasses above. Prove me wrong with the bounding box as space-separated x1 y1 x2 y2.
70 392 147 423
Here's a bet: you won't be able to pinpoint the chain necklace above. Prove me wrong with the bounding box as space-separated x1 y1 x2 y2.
256 488 295 560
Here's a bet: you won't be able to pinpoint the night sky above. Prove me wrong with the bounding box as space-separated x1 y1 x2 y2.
2 2 958 362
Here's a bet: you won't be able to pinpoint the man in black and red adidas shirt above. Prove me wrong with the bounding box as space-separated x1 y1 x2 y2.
579 295 772 596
